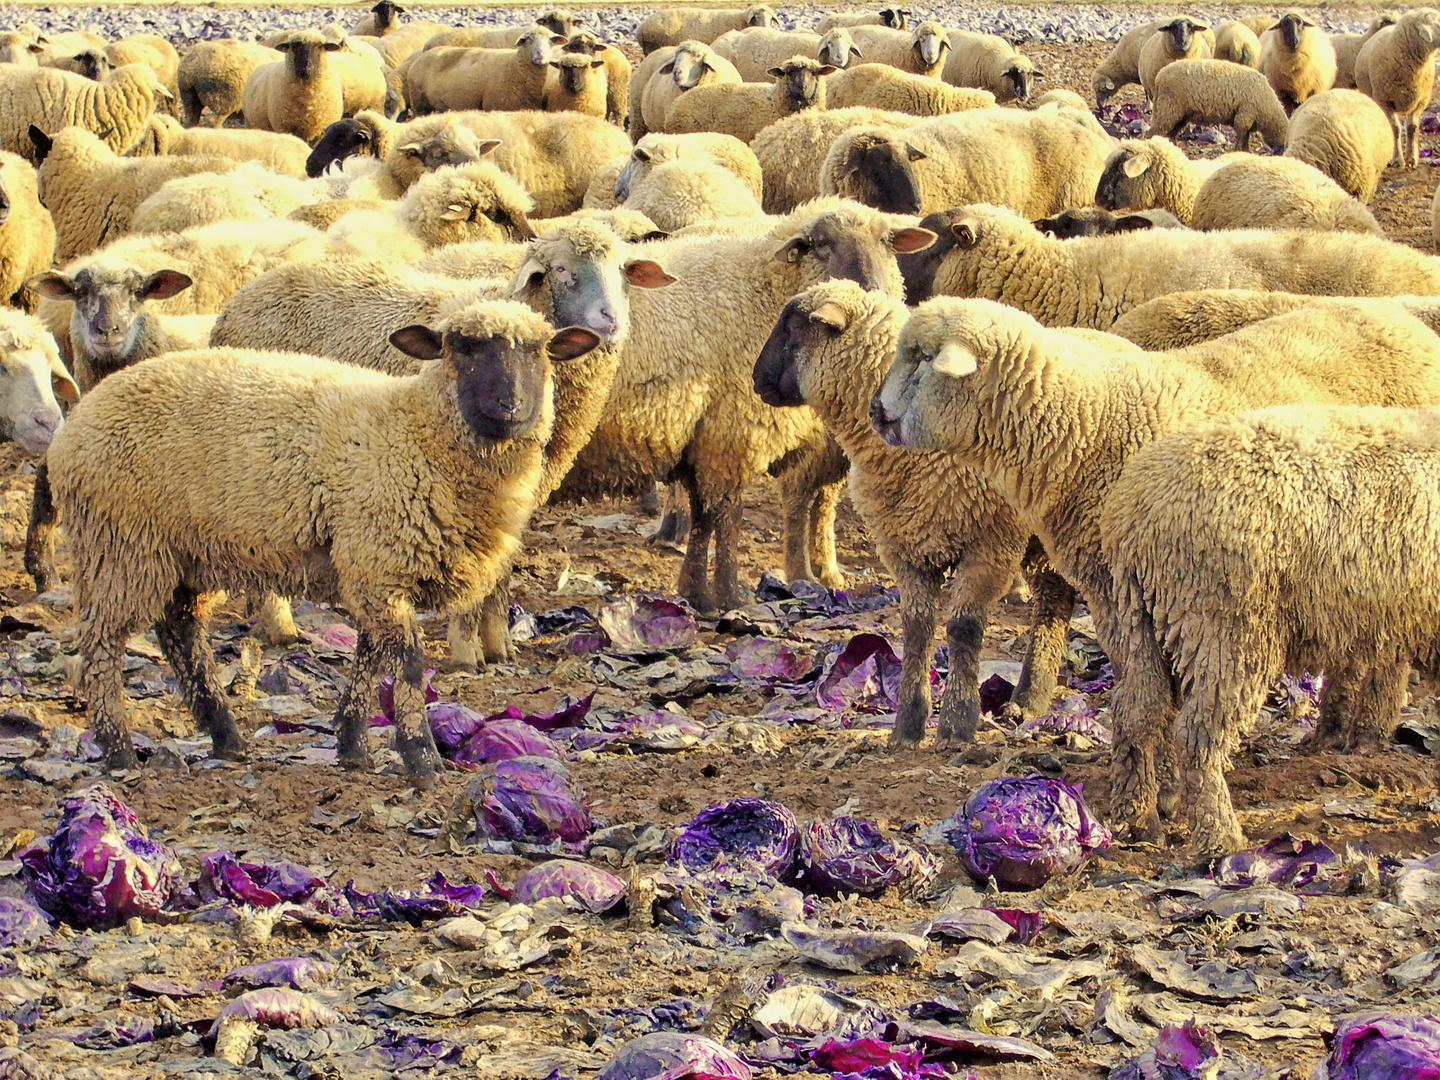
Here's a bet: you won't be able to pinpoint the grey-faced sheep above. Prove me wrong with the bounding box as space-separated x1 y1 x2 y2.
750 105 924 213
827 63 996 115
613 132 763 203
1149 58 1290 150
0 151 55 310
637 6 777 55
846 21 950 77
1189 153 1383 234
49 300 600 782
1333 14 1396 88
1139 17 1212 99
1213 20 1262 67
0 307 77 455
176 39 282 128
1259 11 1337 112
406 29 564 114
562 31 630 123
1094 19 1166 105
1355 7 1440 168
632 41 742 143
817 9 909 33
711 27 825 82
1102 406 1440 851
664 56 836 144
752 279 1074 746
545 52 608 117
243 32 351 144
1033 206 1184 238
941 30 1038 103
899 202 1440 322
0 64 169 163
1284 88 1393 201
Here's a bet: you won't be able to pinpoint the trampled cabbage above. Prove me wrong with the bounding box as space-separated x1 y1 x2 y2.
21 785 182 927
426 701 486 754
208 989 341 1035
479 757 592 844
455 717 560 765
1213 833 1350 895
511 860 626 912
944 776 1111 890
798 817 939 898
1316 1012 1440 1080
599 596 698 653
810 1038 947 1080
596 1031 752 1080
815 635 903 711
198 851 325 908
345 870 486 923
377 670 439 720
727 638 814 684
1111 1021 1221 1080
0 897 50 946
223 957 333 991
670 799 799 878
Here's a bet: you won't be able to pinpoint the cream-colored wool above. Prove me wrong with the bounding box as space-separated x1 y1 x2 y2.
1190 153 1383 233
750 105 924 213
105 35 178 117
827 63 995 114
544 52 608 117
817 9 908 33
1283 88 1392 201
940 30 1036 103
1355 7 1440 168
914 202 1440 324
352 1 405 38
1149 58 1289 150
368 19 450 66
176 39 281 127
127 113 310 177
637 6 776 55
0 306 76 455
1332 15 1395 88
846 21 950 77
1093 19 1166 104
0 30 41 67
1213 20 1262 66
664 55 834 144
0 152 54 309
1095 137 1241 222
1139 17 1212 98
1102 405 1440 851
242 31 349 144
582 155 625 209
416 209 663 277
622 159 763 231
406 30 561 114
816 28 865 69
1259 11 1337 111
1035 88 1088 109
560 32 631 123
613 132 763 204
711 27 824 82
634 41 742 143
872 295 1440 850
131 163 321 233
0 64 167 163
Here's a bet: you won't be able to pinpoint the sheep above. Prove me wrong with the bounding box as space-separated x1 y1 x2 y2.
1139 17 1213 98
637 6 777 55
1148 60 1289 150
0 307 77 456
49 301 600 781
664 56 836 144
1032 206 1185 238
406 30 564 114
816 28 866 69
826 64 996 115
353 0 407 37
367 19 452 67
176 39 282 128
315 115 499 200
0 151 55 310
750 106 924 213
1333 14 1396 88
126 113 311 178
1282 87 1393 202
0 64 168 163
131 163 320 233
557 199 937 611
0 30 43 68
846 21 951 77
105 35 179 107
820 106 1114 218
242 32 352 144
1095 137 1237 222
1102 406 1440 851
613 132 763 203
1189 153 1384 234
562 31 631 123
711 27 825 82
752 279 1073 746
942 30 1038 103
817 9 909 33
621 159 763 231
1093 19 1166 104
1259 11 1337 112
35 30 108 78
415 208 665 276
634 41 742 144
869 295 1440 846
1213 20 1262 67
1355 7 1440 169
899 203 1440 323
1032 88 1085 110
545 52 608 116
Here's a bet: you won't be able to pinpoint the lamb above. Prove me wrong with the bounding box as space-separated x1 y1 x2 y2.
940 30 1036 103
1032 206 1185 238
176 39 282 128
1354 7 1440 168
846 21 951 77
752 279 1074 746
898 202 1440 323
826 63 996 115
817 9 909 33
1139 17 1212 99
561 31 630 123
0 151 55 309
242 32 351 144
1213 19 1262 67
1101 406 1440 851
613 132 763 203
1151 58 1292 151
49 300 600 781
870 295 1440 848
820 106 1114 218
131 163 320 233
0 307 77 455
636 6 776 55
405 29 563 114
622 159 763 230
1095 137 1239 222
1259 11 1337 112
545 52 608 117
664 56 835 144
711 27 825 82
1332 14 1396 88
1282 88 1393 200
632 41 742 143
749 106 924 213
1093 19 1166 104
0 64 169 163
353 0 407 37
126 113 311 178
1189 153 1383 234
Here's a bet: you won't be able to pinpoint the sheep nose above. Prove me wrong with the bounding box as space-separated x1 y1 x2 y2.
30 410 58 436
588 307 618 337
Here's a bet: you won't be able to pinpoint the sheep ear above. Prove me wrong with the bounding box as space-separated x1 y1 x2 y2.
49 358 79 406
950 221 978 247
397 141 423 157
548 326 602 361
621 259 676 288
633 147 652 162
849 44 864 57
808 301 849 332
550 34 567 45
475 138 501 156
27 126 51 162
773 236 809 263
390 324 444 359
26 43 45 54
1112 215 1155 233
890 227 936 253
322 41 344 51
638 229 670 241
657 60 675 74
25 271 75 302
510 259 547 298
1266 21 1283 32
1121 154 1149 178
549 60 562 68
141 269 193 301
440 203 469 221
817 64 837 76
905 142 926 162
1032 218 1055 234
591 58 605 67
932 341 978 377
767 66 785 78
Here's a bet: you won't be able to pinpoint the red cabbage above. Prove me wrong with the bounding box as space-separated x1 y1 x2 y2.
810 1038 946 1080
511 860 626 912
977 673 1013 717
1212 833 1349 895
670 799 799 878
223 957 333 990
1319 1012 1440 1080
426 701 486 753
208 989 341 1035
599 596 698 653
727 638 814 683
198 851 325 908
0 897 50 946
377 669 439 720
596 1031 751 1080
345 870 486 923
1111 1021 1220 1080
816 635 903 711
455 717 560 765
480 757 592 844
798 817 938 898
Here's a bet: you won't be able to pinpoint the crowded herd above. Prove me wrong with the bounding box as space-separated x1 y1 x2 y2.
0 1 1438 858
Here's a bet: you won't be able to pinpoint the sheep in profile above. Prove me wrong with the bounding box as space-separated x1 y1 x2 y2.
1259 11 1337 112
0 64 170 163
1213 20 1262 67
637 6 776 55
406 29 564 114
1032 206 1184 238
177 39 282 128
751 106 925 213
1093 19 1166 104
1333 14 1396 88
711 27 825 82
847 21 950 77
1283 88 1393 201
0 151 55 310
940 30 1038 102
104 35 179 107
1149 58 1289 150
613 132 763 203
1355 7 1440 168
1139 16 1212 98
664 56 835 143
817 9 909 33
1095 137 1238 222
822 63 995 115
0 307 77 455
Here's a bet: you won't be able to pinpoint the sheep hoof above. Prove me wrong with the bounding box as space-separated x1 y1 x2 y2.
104 742 141 773
27 565 58 593
815 566 847 591
211 738 248 763
440 657 480 675
935 702 981 747
339 749 372 771
888 720 925 750
1113 815 1165 846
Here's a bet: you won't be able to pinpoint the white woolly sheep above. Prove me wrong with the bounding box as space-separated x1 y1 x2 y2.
105 35 179 107
415 208 664 278
750 105 924 213
664 56 836 143
584 155 625 208
545 52 608 116
711 27 825 82
827 63 996 114
366 19 452 67
0 30 42 68
817 9 909 33
1190 153 1383 234
353 1 406 37
1093 19 1166 104
49 300 601 781
1333 14 1396 88
613 131 763 202
0 306 76 455
242 32 351 144
131 163 320 234
0 151 54 309
561 31 631 123
1284 88 1393 201
1094 137 1239 222
406 29 564 114
846 21 950 77
634 41 743 143
127 113 311 177
1139 17 1213 98
816 27 866 68
637 6 777 55
35 29 108 79
622 159 763 231
1259 11 1337 112
943 29 1038 103
1034 88 1088 110
1355 7 1440 168
1213 19 1262 67
177 39 282 128
1149 58 1289 150
0 64 168 163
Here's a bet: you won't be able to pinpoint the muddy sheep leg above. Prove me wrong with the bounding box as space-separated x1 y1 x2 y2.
335 630 384 769
1009 540 1076 717
675 465 716 611
778 466 815 585
154 583 247 760
82 630 141 772
936 554 1017 748
890 563 942 749
478 574 515 665
386 606 442 786
711 491 744 611
1316 650 1407 752
1180 654 1269 856
807 472 848 590
23 459 58 592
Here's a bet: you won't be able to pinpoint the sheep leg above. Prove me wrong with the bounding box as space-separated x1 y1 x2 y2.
779 467 817 583
154 582 247 761
712 492 744 612
675 466 716 611
891 563 942 749
23 459 59 593
1179 657 1265 855
1386 109 1403 167
478 575 514 664
384 612 443 787
1104 584 1170 844
937 555 1017 748
1406 114 1421 170
1314 654 1407 752
82 634 140 772
335 630 382 769
808 477 847 590
179 84 203 127
652 482 692 546
257 593 299 645
1010 541 1076 717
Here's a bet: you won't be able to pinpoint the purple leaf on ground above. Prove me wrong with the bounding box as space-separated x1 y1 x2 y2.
0 897 49 946
198 852 325 908
1318 1011 1440 1080
208 989 341 1035
816 635 903 711
223 957 333 991
1110 1021 1221 1080
1212 833 1349 895
599 596 698 653
455 717 560 765
596 1031 752 1080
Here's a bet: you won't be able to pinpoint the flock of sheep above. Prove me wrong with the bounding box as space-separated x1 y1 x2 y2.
0 0 1437 857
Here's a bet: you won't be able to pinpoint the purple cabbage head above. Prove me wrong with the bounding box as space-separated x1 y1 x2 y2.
596 1032 752 1080
511 860 626 912
198 852 325 908
208 989 341 1035
816 635 903 711
344 870 487 923
480 757 592 844
0 897 50 946
456 717 559 765
21 785 181 928
944 775 1111 890
670 799 799 878
1319 1012 1440 1080
427 701 486 754
798 817 939 898
727 638 814 683
1212 833 1347 895
599 596 698 653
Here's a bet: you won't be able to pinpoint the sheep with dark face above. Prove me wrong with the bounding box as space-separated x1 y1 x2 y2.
1139 16 1212 98
242 31 348 144
664 55 836 143
1032 206 1184 238
1260 10 1337 112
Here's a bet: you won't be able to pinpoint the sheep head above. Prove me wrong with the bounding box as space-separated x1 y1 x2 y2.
745 6 777 29
1402 8 1440 47
1032 207 1155 239
391 122 501 192
1160 16 1209 53
665 41 722 89
817 28 862 67
881 8 910 30
537 8 579 39
830 128 927 215
28 261 192 368
771 202 934 298
1095 139 1168 211
911 21 950 66
753 280 886 408
0 311 77 454
277 32 343 79
307 113 386 177
562 30 605 55
1004 55 1037 102
518 28 566 66
551 52 606 94
1268 12 1313 51
767 55 836 110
